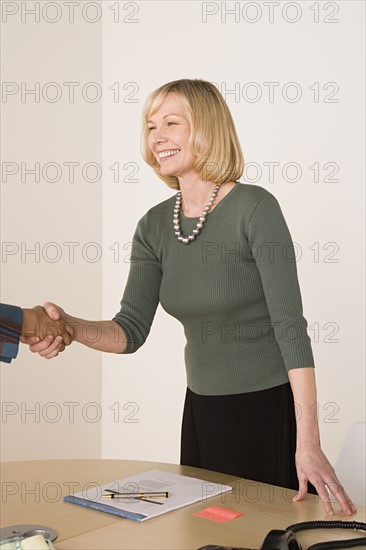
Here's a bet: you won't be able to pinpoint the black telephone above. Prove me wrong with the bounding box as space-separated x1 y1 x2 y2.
198 520 366 550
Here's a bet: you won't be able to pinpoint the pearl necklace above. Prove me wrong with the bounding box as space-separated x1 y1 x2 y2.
173 183 221 244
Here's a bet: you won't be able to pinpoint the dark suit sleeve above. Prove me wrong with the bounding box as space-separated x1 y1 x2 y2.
0 303 23 363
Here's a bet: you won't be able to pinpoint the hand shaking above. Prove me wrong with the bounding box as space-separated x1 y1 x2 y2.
21 304 74 358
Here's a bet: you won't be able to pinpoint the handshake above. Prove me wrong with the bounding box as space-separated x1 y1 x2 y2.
1 300 125 363
21 302 74 359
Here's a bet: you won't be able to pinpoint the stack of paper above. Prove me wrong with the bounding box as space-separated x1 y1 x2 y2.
64 469 232 522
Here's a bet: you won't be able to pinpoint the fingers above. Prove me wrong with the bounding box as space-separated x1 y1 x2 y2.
62 332 72 346
42 302 74 346
62 324 75 346
343 487 357 514
294 447 357 517
29 335 63 358
29 336 55 354
27 326 73 357
21 336 40 345
44 319 73 345
43 301 61 320
23 304 73 358
300 477 357 516
294 472 337 515
42 338 65 359
322 480 357 516
313 480 336 516
293 476 308 502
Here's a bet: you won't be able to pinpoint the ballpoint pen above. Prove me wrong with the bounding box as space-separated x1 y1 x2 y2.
102 489 169 499
102 495 165 505
101 490 168 505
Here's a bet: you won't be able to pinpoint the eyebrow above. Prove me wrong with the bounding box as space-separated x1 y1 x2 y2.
147 113 183 123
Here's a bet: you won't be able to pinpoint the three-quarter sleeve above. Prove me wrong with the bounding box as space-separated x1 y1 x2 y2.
113 213 162 354
247 191 315 372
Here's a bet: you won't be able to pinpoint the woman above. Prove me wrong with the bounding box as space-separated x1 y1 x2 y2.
28 78 356 516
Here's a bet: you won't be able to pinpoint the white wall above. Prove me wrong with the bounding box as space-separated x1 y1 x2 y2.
1 1 102 460
1 1 364 471
101 1 365 467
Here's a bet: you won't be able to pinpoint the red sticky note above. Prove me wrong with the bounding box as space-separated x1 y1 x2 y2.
194 505 244 523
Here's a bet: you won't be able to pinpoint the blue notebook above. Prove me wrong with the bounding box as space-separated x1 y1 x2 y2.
64 494 146 521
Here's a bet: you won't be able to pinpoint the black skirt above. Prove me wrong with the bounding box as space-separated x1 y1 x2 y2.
180 382 316 493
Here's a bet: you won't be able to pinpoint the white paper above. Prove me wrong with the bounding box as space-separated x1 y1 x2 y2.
64 469 232 521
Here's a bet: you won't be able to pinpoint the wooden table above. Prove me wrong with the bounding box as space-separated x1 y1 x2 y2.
1 460 365 549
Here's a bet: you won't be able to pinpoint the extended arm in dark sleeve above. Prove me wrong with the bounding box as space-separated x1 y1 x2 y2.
247 191 315 372
113 214 162 354
0 303 23 363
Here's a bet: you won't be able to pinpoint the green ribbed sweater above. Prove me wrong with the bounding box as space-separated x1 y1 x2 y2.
113 182 315 395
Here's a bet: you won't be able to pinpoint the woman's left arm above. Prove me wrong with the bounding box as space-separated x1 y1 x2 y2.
288 367 357 515
247 190 357 516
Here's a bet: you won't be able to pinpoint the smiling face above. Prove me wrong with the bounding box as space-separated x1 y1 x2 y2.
147 93 197 181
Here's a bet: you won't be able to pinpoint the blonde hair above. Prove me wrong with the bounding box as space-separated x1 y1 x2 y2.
140 79 244 190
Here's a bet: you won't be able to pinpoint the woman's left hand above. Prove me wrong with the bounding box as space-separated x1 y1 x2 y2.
294 444 357 516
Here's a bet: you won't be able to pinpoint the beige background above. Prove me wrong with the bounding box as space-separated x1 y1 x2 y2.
1 1 102 459
1 0 365 504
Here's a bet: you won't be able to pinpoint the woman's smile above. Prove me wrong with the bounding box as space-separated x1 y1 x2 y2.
158 149 181 161
148 93 195 178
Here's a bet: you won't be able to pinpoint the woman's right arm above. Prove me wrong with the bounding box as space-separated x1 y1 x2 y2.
26 302 128 358
27 211 163 359
66 316 127 354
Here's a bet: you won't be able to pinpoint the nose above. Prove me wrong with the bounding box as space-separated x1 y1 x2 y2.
153 135 167 145
152 126 167 144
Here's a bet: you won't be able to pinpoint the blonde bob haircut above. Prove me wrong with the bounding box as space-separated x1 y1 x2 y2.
140 79 244 190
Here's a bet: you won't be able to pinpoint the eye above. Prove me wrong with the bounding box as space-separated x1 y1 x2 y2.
147 121 177 132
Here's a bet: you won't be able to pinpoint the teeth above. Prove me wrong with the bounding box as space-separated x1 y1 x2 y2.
159 149 180 158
